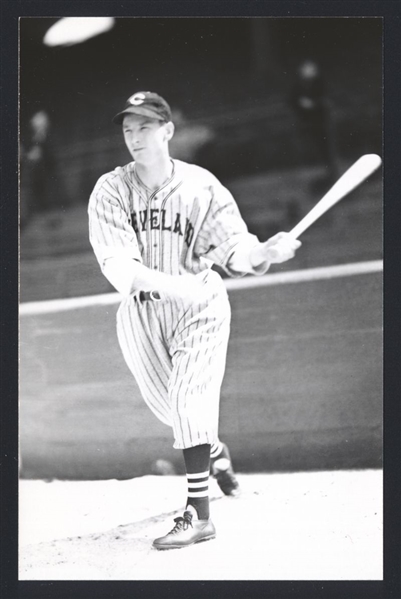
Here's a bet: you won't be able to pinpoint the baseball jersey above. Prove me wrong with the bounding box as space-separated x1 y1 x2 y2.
88 158 268 295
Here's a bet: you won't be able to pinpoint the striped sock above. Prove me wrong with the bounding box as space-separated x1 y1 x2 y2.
183 444 211 520
186 470 210 520
210 440 224 460
211 440 231 473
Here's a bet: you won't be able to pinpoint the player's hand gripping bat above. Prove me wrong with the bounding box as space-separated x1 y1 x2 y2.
266 153 382 262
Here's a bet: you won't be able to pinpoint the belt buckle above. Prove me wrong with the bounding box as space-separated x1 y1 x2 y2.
135 290 161 303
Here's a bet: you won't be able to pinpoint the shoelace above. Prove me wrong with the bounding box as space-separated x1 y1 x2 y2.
168 511 193 535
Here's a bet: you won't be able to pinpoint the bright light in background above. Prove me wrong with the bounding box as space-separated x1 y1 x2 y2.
43 17 115 47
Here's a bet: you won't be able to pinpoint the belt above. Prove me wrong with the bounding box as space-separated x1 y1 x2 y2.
135 290 161 303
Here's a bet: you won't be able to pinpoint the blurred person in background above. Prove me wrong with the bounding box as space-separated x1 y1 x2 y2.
291 59 339 191
20 110 67 228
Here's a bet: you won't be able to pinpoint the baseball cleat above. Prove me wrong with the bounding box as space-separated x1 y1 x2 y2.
211 443 241 497
152 510 216 550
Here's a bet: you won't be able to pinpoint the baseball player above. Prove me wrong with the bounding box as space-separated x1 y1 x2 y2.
88 91 301 550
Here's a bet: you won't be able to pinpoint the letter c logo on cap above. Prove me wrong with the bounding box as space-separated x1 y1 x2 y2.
129 93 146 106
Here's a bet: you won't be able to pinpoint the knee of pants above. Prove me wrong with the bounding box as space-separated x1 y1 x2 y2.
170 391 220 431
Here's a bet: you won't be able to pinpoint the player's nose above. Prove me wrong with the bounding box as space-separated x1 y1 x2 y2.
132 133 142 147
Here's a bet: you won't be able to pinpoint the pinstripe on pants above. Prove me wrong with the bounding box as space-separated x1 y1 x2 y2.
116 269 231 449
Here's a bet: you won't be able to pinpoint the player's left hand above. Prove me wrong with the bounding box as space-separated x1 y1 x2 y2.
262 232 301 264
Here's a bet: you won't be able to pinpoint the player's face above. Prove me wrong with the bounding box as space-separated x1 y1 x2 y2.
122 114 173 164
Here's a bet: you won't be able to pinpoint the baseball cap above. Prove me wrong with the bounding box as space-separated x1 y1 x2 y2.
112 91 172 125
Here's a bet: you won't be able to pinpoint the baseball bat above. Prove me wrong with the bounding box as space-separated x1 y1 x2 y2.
268 153 382 259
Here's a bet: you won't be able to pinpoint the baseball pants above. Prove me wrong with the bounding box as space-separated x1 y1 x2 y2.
116 269 231 449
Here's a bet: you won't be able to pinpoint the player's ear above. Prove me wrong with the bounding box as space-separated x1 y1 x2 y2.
164 121 175 142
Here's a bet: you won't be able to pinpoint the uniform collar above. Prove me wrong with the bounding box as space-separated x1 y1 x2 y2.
132 159 176 195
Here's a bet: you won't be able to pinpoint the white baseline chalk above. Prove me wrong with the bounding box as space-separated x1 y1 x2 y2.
19 260 383 316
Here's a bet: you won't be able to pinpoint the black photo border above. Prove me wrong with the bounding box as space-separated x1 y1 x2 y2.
1 1 400 598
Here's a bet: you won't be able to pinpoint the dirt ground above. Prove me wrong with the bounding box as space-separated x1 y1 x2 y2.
19 469 382 581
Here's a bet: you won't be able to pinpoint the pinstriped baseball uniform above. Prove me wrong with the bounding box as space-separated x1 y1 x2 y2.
88 158 262 449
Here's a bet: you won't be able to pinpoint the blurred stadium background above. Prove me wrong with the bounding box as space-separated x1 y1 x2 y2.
19 17 383 480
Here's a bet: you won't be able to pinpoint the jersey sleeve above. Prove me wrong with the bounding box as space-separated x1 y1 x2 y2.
88 172 142 271
194 179 268 277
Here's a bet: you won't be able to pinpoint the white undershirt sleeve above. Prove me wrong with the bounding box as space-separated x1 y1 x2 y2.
226 238 271 276
103 255 191 299
102 256 139 297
